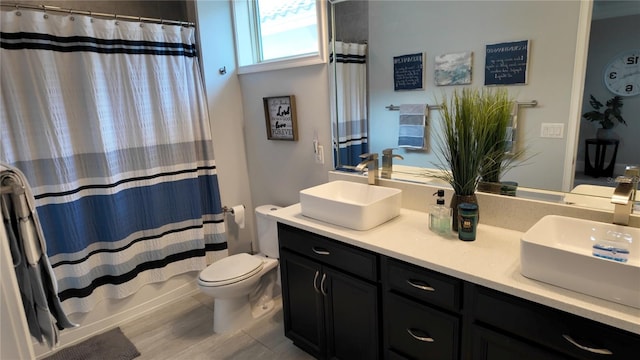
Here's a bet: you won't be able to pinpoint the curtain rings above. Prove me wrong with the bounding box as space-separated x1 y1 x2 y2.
41 5 48 19
139 16 144 27
15 4 21 16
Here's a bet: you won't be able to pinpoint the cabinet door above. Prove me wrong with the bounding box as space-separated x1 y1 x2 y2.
323 266 380 360
473 285 640 360
471 325 573 360
280 249 325 358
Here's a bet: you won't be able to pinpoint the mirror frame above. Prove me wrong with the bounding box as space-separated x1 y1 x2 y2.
563 0 593 192
329 0 369 171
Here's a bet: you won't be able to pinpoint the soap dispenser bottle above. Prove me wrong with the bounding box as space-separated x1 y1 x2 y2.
429 190 451 236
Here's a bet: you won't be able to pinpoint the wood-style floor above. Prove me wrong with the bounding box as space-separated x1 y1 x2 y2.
120 293 314 360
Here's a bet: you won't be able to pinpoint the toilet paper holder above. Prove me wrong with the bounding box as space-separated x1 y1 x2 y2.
222 205 244 214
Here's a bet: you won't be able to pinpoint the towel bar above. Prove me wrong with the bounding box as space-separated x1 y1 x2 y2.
385 100 537 111
385 104 441 111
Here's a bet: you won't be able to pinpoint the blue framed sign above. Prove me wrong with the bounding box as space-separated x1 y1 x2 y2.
394 53 424 91
485 40 530 85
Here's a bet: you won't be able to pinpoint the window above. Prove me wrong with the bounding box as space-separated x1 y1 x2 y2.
233 0 327 74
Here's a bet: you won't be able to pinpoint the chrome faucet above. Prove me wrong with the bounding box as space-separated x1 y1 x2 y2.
381 148 404 179
611 165 639 225
355 153 379 185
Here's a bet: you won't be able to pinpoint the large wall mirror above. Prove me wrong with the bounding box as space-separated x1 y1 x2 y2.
330 0 640 209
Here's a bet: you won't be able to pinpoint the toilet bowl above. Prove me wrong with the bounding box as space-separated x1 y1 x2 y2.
197 205 281 333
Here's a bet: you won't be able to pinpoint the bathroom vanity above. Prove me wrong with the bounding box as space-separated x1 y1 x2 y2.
272 205 640 360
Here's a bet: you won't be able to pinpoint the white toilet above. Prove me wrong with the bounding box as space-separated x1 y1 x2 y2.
198 205 281 333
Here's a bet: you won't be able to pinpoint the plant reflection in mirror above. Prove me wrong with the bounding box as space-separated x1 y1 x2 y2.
582 95 626 130
433 88 531 196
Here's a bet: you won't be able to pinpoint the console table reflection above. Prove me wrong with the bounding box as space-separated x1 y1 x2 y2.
584 138 619 178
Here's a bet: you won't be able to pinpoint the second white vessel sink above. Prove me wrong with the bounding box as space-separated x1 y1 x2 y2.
521 215 640 308
563 184 615 211
300 180 402 230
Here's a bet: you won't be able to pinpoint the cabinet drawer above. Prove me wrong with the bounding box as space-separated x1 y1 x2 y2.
278 223 378 281
383 257 461 311
473 285 640 360
384 292 460 360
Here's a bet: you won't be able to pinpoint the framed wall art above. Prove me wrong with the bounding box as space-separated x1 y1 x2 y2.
393 52 424 91
263 95 298 141
485 40 530 85
435 51 473 86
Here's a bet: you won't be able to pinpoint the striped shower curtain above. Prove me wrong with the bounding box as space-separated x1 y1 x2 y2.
0 9 226 314
330 41 368 167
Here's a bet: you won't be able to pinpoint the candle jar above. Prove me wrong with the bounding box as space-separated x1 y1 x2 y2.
457 202 478 241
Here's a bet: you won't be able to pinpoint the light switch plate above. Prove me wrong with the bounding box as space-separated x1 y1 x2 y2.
540 123 564 138
315 145 324 164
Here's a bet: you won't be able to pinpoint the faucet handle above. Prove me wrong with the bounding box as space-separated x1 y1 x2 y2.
359 152 378 160
624 165 639 180
382 148 404 160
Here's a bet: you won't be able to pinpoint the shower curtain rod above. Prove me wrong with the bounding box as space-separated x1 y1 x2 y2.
0 3 195 27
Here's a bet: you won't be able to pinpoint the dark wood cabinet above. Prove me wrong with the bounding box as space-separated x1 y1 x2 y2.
278 223 380 360
278 223 640 360
470 285 640 360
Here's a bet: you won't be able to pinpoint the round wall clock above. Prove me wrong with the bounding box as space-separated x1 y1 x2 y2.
603 49 640 97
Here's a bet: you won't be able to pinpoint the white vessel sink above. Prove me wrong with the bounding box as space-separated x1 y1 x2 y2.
300 180 402 230
521 215 640 308
563 184 615 211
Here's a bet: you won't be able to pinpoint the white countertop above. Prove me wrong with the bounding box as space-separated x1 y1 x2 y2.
270 204 640 335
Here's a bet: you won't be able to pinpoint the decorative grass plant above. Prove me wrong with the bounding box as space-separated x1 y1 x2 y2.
433 87 517 195
477 90 523 184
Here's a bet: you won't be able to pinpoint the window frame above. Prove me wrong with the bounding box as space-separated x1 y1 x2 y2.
232 0 328 74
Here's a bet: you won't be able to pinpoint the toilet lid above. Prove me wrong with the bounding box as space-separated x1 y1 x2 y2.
199 253 264 287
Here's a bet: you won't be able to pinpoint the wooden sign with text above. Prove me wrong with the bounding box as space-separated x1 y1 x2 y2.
263 95 298 141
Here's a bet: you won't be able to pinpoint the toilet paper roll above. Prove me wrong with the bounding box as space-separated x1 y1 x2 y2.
231 205 245 229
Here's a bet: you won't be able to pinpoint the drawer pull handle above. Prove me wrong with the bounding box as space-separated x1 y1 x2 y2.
407 279 435 292
313 271 321 294
407 328 434 343
312 247 330 255
562 335 613 355
320 273 328 296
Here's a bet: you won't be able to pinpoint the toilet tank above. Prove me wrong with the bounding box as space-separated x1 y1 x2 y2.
255 205 281 258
